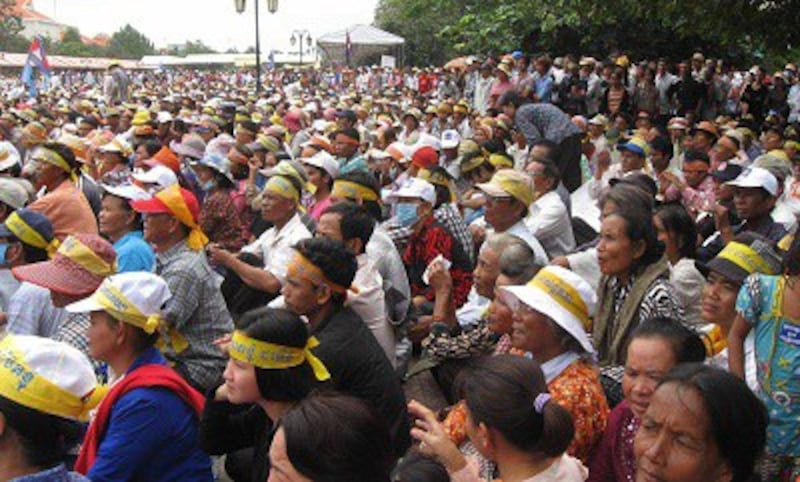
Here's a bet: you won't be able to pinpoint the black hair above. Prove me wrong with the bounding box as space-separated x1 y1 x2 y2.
783 233 800 276
40 142 79 172
336 170 383 221
607 202 664 271
497 89 529 109
657 364 767 482
684 148 710 165
138 138 162 158
234 142 254 158
294 237 357 306
457 355 574 457
306 164 334 191
280 392 394 482
654 202 697 259
533 157 561 187
0 395 84 469
426 166 454 208
104 314 159 351
335 127 361 143
321 201 375 250
481 138 507 155
391 452 449 482
5 234 48 263
629 317 706 364
649 135 672 156
238 307 318 401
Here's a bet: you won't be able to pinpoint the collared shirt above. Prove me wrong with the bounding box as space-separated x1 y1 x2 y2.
526 190 576 258
346 254 396 367
87 347 214 481
541 351 581 383
156 241 233 391
54 312 107 382
456 287 490 329
241 212 312 285
113 230 155 273
6 281 67 338
366 227 411 326
0 268 20 313
664 174 716 218
10 465 90 482
384 203 475 265
27 179 97 240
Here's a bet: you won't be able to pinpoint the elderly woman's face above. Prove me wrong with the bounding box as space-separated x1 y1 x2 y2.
623 337 677 420
509 297 560 359
597 214 644 278
634 383 731 482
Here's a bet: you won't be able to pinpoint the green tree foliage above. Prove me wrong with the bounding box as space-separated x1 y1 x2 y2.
374 0 797 65
49 27 105 57
0 0 27 52
107 24 155 59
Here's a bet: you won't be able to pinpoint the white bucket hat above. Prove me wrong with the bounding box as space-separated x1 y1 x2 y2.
500 265 597 355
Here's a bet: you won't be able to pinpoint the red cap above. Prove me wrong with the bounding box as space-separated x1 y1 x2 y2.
130 186 201 225
411 146 439 169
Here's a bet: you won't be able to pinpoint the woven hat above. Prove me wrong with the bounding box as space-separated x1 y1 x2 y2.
191 152 235 184
169 133 206 160
0 178 29 210
0 141 21 171
12 234 116 296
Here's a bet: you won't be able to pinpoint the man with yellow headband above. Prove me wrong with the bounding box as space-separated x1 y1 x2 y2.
282 237 411 456
131 185 233 392
0 335 98 481
22 142 97 240
67 272 213 480
209 173 311 299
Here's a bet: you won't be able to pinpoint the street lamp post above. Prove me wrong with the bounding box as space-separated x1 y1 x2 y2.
234 0 279 95
290 29 311 66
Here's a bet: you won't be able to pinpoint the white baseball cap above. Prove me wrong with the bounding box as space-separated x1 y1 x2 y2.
500 265 597 355
132 165 179 190
301 151 339 180
441 130 461 149
67 272 172 333
725 166 778 196
156 111 174 124
102 183 152 202
0 335 98 421
390 177 437 205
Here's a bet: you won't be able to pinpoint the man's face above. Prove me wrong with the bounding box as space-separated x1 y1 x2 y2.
733 187 774 220
142 212 175 246
762 131 783 151
334 134 357 158
649 150 669 172
316 212 343 242
484 194 520 231
261 192 295 223
681 160 709 188
692 132 713 151
621 150 644 173
281 258 322 317
528 162 551 195
22 158 62 191
473 246 501 299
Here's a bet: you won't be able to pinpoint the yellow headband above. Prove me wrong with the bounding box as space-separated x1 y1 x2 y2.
264 175 300 202
530 269 590 330
287 251 355 295
154 186 208 251
331 180 379 202
93 281 161 334
33 147 77 182
58 236 116 277
229 331 330 381
716 242 774 275
4 212 60 257
0 338 105 421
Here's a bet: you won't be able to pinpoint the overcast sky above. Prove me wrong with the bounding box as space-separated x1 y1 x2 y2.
34 0 379 53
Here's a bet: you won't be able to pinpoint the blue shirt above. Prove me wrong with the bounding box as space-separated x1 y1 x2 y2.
10 465 89 482
113 231 155 273
87 347 213 482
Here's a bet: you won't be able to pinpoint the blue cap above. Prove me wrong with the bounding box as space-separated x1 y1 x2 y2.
511 51 523 60
191 152 234 184
0 208 55 246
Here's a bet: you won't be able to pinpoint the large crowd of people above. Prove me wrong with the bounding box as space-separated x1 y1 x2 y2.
0 49 797 481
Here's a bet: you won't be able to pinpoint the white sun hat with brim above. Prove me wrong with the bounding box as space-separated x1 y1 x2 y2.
101 183 152 202
388 177 436 205
500 265 597 355
132 165 179 190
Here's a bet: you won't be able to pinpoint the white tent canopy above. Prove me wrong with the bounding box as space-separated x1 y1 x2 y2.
317 24 405 47
317 24 404 66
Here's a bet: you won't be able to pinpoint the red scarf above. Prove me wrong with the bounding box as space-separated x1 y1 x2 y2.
74 364 205 475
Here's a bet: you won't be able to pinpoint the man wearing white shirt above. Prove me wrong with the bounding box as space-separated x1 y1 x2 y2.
526 158 575 258
473 169 549 265
317 202 397 367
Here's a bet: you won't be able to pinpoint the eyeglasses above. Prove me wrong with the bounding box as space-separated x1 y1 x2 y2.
485 195 513 205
